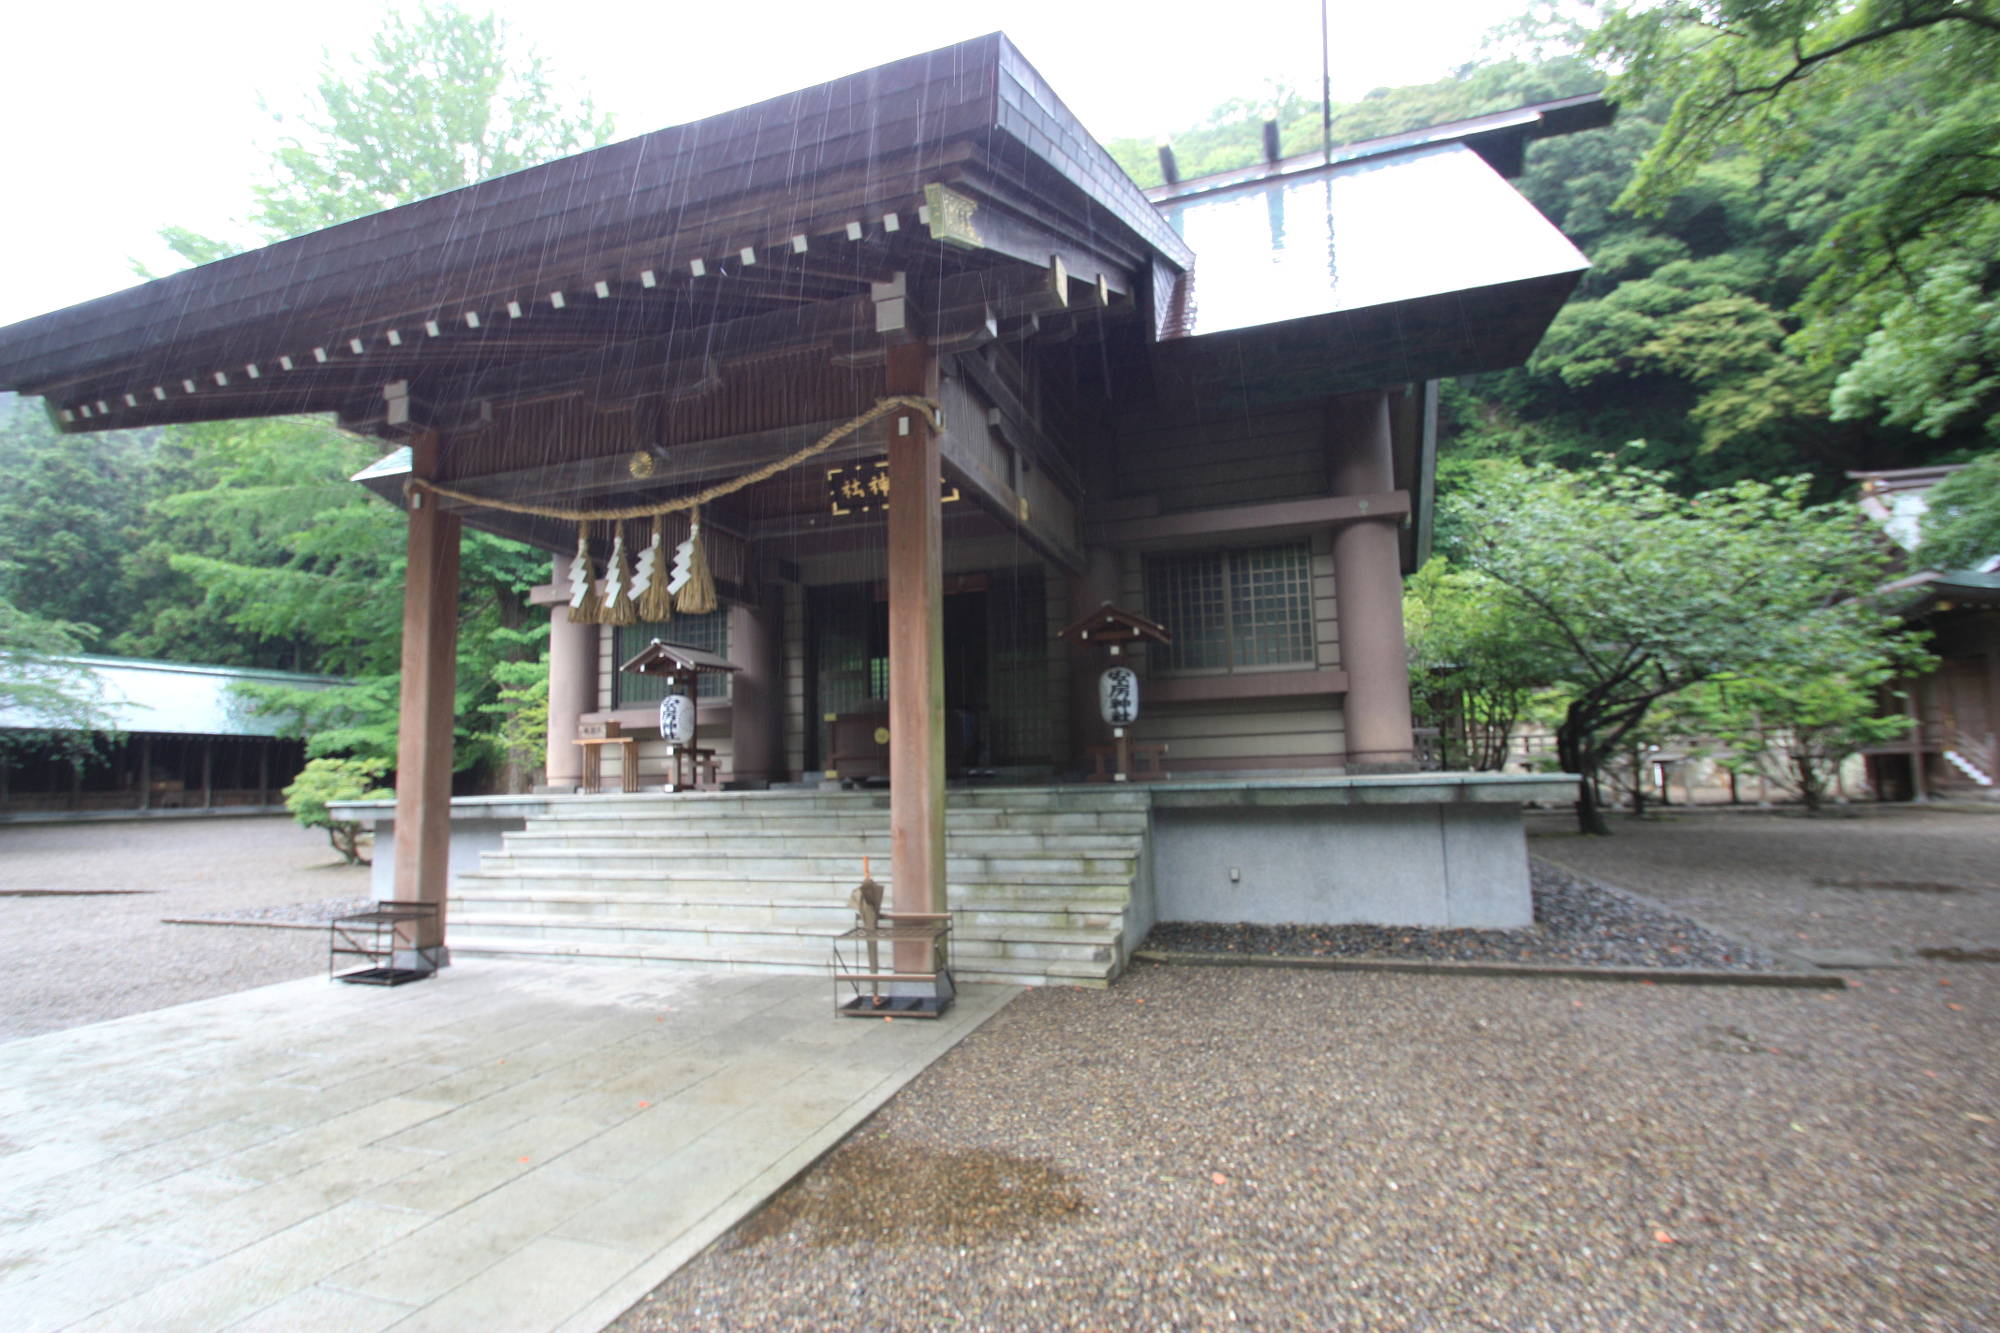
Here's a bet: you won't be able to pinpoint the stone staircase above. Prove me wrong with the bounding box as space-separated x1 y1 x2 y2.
1943 748 1994 788
446 787 1152 986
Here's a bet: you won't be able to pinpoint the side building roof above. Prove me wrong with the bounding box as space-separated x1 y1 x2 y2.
0 655 345 738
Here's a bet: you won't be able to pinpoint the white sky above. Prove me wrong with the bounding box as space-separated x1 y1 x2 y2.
1 0 1534 328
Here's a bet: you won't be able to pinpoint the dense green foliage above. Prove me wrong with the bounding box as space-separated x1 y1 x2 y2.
1404 558 1548 771
1913 452 2000 572
0 5 607 790
283 756 394 865
1436 460 1911 830
1675 660 1918 811
1114 3 1997 495
0 594 107 756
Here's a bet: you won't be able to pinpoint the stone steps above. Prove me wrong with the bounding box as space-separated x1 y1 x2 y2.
513 809 1150 834
455 871 1133 903
500 824 1144 844
453 890 1124 932
446 787 1150 986
451 913 1119 960
444 936 1114 988
473 851 1135 879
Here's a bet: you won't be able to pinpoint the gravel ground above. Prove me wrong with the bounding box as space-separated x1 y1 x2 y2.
1145 858 1781 971
0 815 371 1042
614 807 2000 1332
170 894 375 927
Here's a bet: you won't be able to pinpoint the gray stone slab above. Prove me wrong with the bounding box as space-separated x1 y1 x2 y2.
224 1284 415 1333
330 1165 617 1305
0 961 1016 1333
381 1234 640 1333
71 1200 430 1331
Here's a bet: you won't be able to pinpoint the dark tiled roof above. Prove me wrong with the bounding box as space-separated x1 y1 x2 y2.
0 33 1185 403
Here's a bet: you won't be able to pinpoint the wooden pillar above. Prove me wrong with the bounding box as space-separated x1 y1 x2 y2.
886 343 946 951
393 429 461 954
544 555 597 793
1066 547 1122 770
200 739 214 809
1907 687 1928 802
257 740 270 806
728 588 784 787
1329 392 1415 771
138 736 152 812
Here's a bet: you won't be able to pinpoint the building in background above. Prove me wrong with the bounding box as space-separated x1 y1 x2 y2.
1852 467 1999 799
0 656 338 818
0 35 1604 976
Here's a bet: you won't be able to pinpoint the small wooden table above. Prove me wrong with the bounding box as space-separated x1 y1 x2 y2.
573 736 639 794
1085 741 1167 782
664 745 719 793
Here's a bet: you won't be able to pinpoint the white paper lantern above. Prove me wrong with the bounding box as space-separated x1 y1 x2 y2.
1099 666 1139 726
659 692 696 746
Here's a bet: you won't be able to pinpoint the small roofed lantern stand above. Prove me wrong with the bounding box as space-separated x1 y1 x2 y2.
618 639 741 792
1059 603 1173 782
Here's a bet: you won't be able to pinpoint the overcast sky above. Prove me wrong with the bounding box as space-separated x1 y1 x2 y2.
1 0 1534 328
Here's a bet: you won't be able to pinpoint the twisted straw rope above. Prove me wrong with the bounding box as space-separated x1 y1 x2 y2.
404 395 941 522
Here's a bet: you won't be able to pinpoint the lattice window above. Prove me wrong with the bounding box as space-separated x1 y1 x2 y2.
614 610 731 705
1145 542 1315 673
986 570 1051 765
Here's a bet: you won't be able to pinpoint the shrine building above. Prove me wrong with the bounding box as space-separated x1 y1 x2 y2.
0 35 1597 984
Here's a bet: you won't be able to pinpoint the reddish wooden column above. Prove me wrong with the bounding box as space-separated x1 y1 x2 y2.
393 429 461 954
543 555 597 793
727 588 784 787
886 343 947 951
1066 546 1122 767
1330 392 1416 771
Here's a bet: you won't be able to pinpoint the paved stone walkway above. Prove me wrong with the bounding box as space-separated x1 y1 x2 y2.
0 961 1014 1332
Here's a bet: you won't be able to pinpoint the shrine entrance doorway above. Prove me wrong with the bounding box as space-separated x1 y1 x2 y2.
806 569 1052 779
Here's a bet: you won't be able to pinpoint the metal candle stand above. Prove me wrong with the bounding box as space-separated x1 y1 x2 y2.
832 867 955 1018
329 900 442 986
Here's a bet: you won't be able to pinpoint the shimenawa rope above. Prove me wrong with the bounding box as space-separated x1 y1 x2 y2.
404 395 941 522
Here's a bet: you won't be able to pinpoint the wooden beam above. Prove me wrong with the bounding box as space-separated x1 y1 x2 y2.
1150 668 1351 705
936 370 1084 573
428 418 860 507
955 345 1080 493
885 342 946 969
392 429 460 958
1087 491 1410 549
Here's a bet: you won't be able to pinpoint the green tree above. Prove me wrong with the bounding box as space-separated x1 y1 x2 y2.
0 398 158 644
1678 657 1920 812
0 597 108 757
249 5 612 242
1404 558 1552 770
122 2 610 785
1912 452 2000 571
1441 456 1904 833
1831 265 2000 445
1593 0 2000 439
283 756 393 865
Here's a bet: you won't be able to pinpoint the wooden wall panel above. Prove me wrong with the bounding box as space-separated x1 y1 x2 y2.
1116 528 1348 771
1112 404 1327 514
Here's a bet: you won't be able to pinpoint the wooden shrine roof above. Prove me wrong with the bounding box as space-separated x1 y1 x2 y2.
0 33 1185 435
1057 602 1172 646
618 639 742 677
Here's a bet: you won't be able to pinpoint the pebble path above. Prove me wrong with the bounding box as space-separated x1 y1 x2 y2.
1147 857 1783 971
613 808 2000 1332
